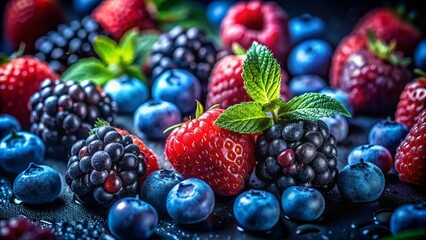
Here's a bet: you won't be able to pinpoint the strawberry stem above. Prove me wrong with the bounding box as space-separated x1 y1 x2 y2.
271 110 278 123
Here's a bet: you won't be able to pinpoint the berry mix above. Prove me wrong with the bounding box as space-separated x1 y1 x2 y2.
0 0 426 239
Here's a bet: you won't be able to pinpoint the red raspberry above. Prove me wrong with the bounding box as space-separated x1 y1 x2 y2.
0 217 55 240
395 78 426 128
395 110 426 185
220 0 291 63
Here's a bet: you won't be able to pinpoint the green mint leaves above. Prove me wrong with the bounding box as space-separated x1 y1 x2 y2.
215 42 351 134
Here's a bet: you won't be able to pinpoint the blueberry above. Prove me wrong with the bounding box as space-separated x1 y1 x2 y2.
289 14 326 44
289 75 327 96
281 186 325 221
166 178 215 224
414 39 426 69
134 100 182 139
108 197 158 240
0 114 21 139
390 202 426 235
234 190 280 231
73 0 102 16
152 69 202 115
103 75 149 114
0 131 45 174
13 163 61 204
288 39 333 77
206 1 234 27
337 160 385 203
368 119 409 154
321 115 349 143
348 144 393 174
140 169 184 216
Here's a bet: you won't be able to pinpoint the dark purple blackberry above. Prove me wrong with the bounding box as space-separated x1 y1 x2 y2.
51 220 113 240
0 217 55 240
29 79 116 159
150 26 218 96
255 120 339 197
65 125 146 207
35 16 107 73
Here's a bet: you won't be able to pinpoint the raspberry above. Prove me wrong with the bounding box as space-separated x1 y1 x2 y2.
255 120 338 197
0 217 55 240
395 78 426 128
395 110 426 185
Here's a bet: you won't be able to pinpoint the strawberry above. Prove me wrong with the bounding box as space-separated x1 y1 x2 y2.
165 105 256 196
395 110 426 185
92 0 159 40
395 77 426 129
0 56 58 127
4 0 64 52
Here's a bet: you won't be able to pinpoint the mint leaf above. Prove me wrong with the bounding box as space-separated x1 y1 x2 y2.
277 93 352 122
262 98 286 112
135 33 159 65
119 30 138 65
242 42 281 105
62 58 114 85
93 36 119 65
124 65 147 85
215 102 273 133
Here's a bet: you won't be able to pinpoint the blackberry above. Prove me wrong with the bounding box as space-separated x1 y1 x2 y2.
65 125 146 207
35 16 107 73
150 26 218 96
255 120 339 197
29 79 116 159
0 217 55 240
51 220 113 240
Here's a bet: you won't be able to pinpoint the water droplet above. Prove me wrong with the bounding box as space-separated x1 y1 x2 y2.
320 235 330 240
13 198 22 205
373 209 393 225
360 224 391 239
295 224 322 235
40 219 53 225
236 226 245 232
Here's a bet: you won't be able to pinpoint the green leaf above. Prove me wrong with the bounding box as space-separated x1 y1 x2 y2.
62 58 115 85
215 102 273 134
382 229 426 240
262 98 286 112
93 36 120 65
124 65 148 85
134 33 159 66
232 43 246 56
242 42 281 104
277 93 352 122
119 30 138 65
195 100 204 118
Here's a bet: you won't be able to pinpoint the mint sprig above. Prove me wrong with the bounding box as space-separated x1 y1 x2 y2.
215 42 351 134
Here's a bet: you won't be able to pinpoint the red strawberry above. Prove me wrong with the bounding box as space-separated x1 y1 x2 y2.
0 56 58 127
338 33 411 115
395 110 426 185
165 108 256 196
92 0 159 40
206 55 291 109
4 0 64 52
395 78 426 128
220 0 291 64
351 8 422 55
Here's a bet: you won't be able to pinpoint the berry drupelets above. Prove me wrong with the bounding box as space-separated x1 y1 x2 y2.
395 76 426 129
0 217 55 240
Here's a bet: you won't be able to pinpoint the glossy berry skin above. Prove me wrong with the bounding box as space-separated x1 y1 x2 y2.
337 161 385 203
281 186 325 221
0 217 55 240
166 109 256 196
73 0 102 16
288 39 332 77
0 131 45 174
220 0 291 63
414 40 426 69
348 144 393 174
140 169 184 216
0 114 21 139
395 78 426 129
320 88 353 117
289 14 325 45
134 100 182 140
368 119 409 154
152 69 201 115
234 190 279 231
395 110 426 185
166 178 215 224
390 202 426 235
289 75 327 96
207 1 234 27
108 197 158 240
13 163 61 204
103 75 149 114
321 115 348 143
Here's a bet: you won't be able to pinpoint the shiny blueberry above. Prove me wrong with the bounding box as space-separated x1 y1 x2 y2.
348 144 393 174
152 69 201 115
288 39 333 77
108 197 158 240
368 118 409 154
414 39 426 69
337 159 385 203
166 178 215 224
390 202 426 235
13 163 61 204
321 115 348 143
234 190 280 231
289 75 327 96
73 0 102 16
289 14 326 44
140 169 184 216
281 186 325 221
134 100 182 139
103 75 149 113
320 88 353 117
0 114 21 139
0 131 45 174
207 0 234 27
